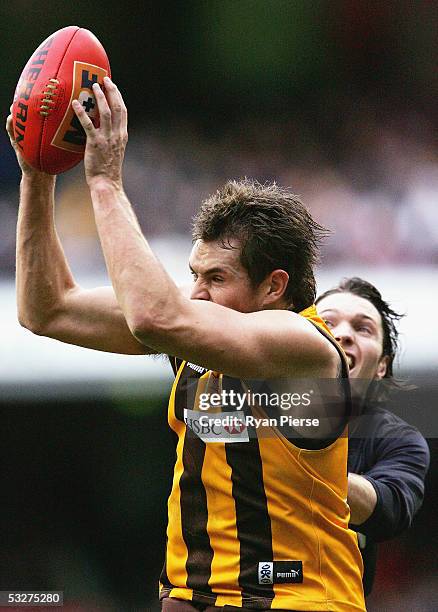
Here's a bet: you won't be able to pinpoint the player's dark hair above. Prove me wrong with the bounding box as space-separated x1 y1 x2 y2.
192 179 329 312
316 277 404 378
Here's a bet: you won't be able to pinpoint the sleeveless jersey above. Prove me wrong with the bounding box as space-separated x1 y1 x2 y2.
160 305 365 611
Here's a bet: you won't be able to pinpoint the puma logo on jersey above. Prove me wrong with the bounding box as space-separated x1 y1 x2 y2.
258 561 303 584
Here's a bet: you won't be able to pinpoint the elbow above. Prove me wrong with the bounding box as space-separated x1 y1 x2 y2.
361 497 412 543
18 310 45 335
131 290 188 342
18 313 51 337
130 318 153 343
130 304 185 350
17 301 63 337
130 311 174 346
127 290 190 349
17 285 77 338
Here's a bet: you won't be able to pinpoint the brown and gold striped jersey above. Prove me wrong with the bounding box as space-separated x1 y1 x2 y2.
160 306 365 611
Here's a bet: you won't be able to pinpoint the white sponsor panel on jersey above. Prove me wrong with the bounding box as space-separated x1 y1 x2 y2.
184 409 249 443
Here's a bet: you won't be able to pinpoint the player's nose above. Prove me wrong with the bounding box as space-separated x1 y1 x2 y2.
333 322 354 347
190 280 210 301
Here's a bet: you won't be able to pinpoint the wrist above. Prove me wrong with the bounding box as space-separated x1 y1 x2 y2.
21 172 56 192
88 176 123 194
21 171 56 185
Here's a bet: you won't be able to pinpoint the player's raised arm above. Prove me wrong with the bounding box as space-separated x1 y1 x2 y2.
7 112 148 355
72 78 338 377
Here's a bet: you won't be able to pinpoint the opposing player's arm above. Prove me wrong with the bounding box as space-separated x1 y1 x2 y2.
347 473 378 525
349 431 430 538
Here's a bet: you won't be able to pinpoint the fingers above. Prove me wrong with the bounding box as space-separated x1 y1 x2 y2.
7 104 14 142
5 105 38 175
72 78 127 142
5 112 19 154
102 76 127 134
6 113 14 142
92 82 112 135
72 99 96 134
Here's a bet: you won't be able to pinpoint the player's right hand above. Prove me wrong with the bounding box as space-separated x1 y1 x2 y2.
71 77 128 191
6 106 51 179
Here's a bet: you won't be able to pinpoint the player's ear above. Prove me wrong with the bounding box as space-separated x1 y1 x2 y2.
375 355 390 379
263 269 289 306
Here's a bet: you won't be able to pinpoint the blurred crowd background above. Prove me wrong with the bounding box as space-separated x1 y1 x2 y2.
1 1 438 275
2 111 438 275
0 1 437 610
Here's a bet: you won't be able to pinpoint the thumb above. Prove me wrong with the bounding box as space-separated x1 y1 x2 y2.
6 112 18 148
5 108 38 176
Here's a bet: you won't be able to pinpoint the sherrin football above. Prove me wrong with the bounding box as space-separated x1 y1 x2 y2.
12 26 111 174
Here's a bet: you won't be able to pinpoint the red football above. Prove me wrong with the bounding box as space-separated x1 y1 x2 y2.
12 26 111 174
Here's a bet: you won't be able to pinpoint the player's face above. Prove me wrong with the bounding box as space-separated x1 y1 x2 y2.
189 239 266 312
317 292 389 381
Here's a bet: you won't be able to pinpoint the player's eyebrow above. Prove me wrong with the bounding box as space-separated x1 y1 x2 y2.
319 308 378 325
189 264 228 275
318 307 338 316
354 314 378 326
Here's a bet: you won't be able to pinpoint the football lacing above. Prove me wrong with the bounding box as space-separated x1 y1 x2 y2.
39 78 60 116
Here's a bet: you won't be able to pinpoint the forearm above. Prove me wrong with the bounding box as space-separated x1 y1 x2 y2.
347 472 377 526
16 174 76 332
90 180 182 336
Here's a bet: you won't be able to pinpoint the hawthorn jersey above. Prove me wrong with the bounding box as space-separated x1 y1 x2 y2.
160 306 365 611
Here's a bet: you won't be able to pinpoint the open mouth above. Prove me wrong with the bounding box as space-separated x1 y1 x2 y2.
345 353 356 371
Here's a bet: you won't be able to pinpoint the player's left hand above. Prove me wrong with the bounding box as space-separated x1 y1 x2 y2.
72 76 128 190
6 105 47 179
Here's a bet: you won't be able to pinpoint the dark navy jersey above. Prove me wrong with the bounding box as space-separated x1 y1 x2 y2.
347 403 430 596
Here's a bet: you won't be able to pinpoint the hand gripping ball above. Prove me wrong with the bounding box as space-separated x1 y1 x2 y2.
12 26 111 174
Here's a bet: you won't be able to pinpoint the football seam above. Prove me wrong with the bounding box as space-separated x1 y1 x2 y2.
40 27 80 173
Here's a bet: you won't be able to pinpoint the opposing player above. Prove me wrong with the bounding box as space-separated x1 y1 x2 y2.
7 79 366 611
316 278 430 596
